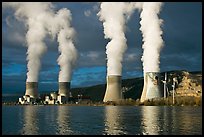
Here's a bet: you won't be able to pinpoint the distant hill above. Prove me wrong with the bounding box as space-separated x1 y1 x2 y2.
70 70 202 101
70 77 144 101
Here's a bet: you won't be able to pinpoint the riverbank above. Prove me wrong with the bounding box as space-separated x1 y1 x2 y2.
2 96 202 106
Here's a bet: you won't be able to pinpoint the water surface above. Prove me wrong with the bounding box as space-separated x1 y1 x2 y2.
2 106 202 135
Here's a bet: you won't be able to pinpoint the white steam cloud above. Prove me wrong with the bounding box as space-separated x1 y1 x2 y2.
3 2 52 82
56 9 77 82
45 8 78 82
97 2 164 75
97 2 138 76
3 2 77 82
139 2 164 72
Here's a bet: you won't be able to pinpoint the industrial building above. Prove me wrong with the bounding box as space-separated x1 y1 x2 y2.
18 95 36 105
19 81 71 105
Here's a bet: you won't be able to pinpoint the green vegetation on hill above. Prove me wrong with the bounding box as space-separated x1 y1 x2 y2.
121 77 143 100
71 84 106 102
70 77 144 101
70 70 202 102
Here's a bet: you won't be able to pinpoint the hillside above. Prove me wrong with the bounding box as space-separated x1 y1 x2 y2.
70 77 144 101
70 70 202 101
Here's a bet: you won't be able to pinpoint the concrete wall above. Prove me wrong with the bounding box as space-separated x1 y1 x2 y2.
58 82 70 97
103 75 122 102
25 82 38 98
140 72 162 102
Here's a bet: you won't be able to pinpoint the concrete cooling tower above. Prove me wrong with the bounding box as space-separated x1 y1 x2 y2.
103 75 122 102
140 72 162 103
58 82 70 97
25 82 38 98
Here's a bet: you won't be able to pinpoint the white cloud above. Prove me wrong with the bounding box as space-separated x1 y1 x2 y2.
93 4 99 12
3 31 25 46
5 16 12 27
84 10 92 17
125 53 138 62
12 32 25 43
87 51 99 59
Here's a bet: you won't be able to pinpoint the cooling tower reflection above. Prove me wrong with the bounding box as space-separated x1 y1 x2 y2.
141 106 161 135
56 106 73 135
21 106 39 135
104 106 126 135
168 107 202 135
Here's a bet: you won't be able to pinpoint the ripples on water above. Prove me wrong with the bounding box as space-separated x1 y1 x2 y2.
2 106 202 135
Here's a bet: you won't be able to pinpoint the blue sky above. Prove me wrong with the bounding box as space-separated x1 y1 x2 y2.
2 2 202 94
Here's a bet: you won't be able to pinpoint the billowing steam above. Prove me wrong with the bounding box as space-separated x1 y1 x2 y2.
44 8 78 82
139 2 164 72
97 2 137 76
3 2 52 82
3 2 77 82
56 9 77 82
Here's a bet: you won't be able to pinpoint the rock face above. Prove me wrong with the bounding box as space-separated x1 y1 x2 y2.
173 71 202 97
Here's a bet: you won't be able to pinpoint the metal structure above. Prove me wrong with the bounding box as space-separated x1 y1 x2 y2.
162 72 167 98
25 82 38 98
58 82 70 97
103 75 122 102
50 92 57 100
172 77 178 105
140 72 162 102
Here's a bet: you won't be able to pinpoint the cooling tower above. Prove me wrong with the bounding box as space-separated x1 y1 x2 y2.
25 82 38 98
58 82 70 97
140 72 162 103
103 75 122 102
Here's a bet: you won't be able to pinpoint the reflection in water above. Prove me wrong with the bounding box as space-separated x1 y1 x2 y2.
21 106 39 135
104 106 126 135
2 106 202 135
169 106 177 134
141 106 202 135
170 107 202 135
162 106 169 134
141 106 161 135
56 106 73 135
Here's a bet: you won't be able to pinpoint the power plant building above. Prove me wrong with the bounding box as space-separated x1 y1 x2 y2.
19 81 72 104
19 82 38 104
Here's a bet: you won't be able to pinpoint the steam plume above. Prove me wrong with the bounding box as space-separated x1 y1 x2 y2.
3 2 53 82
139 2 164 72
97 2 137 76
3 2 77 82
56 9 77 82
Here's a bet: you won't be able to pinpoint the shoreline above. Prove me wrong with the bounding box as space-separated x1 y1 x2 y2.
2 95 202 106
2 103 201 107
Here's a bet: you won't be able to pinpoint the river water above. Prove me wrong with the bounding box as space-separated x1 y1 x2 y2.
2 106 202 135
